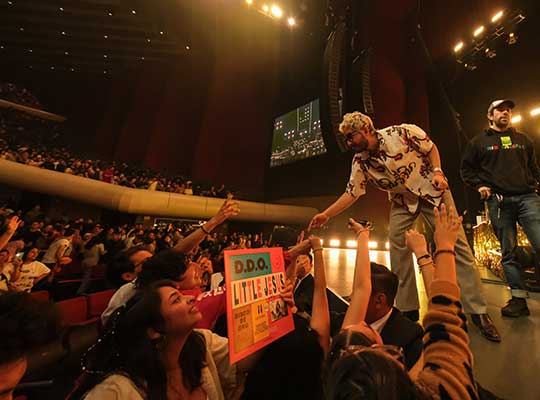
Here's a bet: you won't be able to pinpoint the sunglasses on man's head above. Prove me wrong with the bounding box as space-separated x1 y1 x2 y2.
333 344 406 366
344 131 359 143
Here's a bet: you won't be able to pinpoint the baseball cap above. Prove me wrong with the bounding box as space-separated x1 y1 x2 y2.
488 99 515 114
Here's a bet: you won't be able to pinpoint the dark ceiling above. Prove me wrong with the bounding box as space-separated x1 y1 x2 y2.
0 0 192 76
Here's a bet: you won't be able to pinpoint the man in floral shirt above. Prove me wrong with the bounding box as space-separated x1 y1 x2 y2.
309 111 500 342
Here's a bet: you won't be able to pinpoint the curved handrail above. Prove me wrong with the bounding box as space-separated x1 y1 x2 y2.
0 160 316 224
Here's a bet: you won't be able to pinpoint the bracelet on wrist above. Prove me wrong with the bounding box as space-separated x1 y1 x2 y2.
312 247 323 252
416 254 431 263
200 225 211 235
418 260 434 271
355 228 370 237
433 249 456 258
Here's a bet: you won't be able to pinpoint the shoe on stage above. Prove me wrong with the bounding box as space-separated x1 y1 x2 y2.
501 297 530 318
471 313 501 342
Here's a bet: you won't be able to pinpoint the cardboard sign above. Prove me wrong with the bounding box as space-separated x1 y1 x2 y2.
224 247 294 364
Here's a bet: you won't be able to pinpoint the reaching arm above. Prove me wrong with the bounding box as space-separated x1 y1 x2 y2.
431 204 460 285
341 219 371 328
309 236 330 354
0 216 22 250
173 197 240 254
427 143 442 170
308 193 357 231
405 230 434 297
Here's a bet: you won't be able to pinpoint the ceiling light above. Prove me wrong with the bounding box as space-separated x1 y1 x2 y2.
28 49 32 53
108 11 113 16
8 1 12 4
185 45 190 50
287 17 296 26
131 10 136 14
103 54 107 58
103 70 107 74
246 0 253 4
104 35 108 39
50 66 55 70
262 4 269 12
64 51 69 55
61 31 66 35
511 115 522 124
530 108 540 117
19 27 24 31
70 67 75 72
491 10 503 23
507 33 517 45
28 65 32 69
271 5 283 18
141 56 145 60
146 38 151 43
0 45 4 49
159 31 164 35
473 26 484 37
454 42 463 52
484 48 496 58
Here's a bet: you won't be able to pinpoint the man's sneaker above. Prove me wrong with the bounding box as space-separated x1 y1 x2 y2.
501 297 530 317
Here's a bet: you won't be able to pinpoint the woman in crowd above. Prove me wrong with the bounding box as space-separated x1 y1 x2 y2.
10 247 51 292
70 279 296 400
326 204 479 400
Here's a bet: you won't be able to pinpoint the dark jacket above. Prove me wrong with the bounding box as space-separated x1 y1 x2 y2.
461 127 540 195
380 307 424 370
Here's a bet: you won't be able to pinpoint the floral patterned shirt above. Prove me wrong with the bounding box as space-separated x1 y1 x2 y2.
345 124 444 213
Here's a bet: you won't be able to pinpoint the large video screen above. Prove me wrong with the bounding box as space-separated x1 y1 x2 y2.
270 98 327 167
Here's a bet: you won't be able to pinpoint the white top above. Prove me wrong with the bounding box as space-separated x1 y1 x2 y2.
83 329 236 400
369 308 393 334
0 263 14 291
82 243 105 268
101 281 138 325
11 261 50 292
346 124 442 213
210 272 224 290
42 238 71 264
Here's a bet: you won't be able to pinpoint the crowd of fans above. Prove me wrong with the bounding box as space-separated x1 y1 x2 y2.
0 197 503 400
0 106 233 198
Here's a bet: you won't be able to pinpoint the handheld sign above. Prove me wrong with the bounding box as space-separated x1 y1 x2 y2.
224 247 294 364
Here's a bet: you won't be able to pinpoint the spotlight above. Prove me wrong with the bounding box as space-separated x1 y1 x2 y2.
484 48 496 58
368 241 378 249
131 10 136 15
346 240 357 248
454 42 464 52
491 10 503 23
463 62 477 71
473 26 484 37
511 115 522 124
329 239 341 247
530 108 540 117
246 0 253 4
271 5 283 18
385 242 390 249
64 51 69 55
507 32 517 45
262 4 269 12
287 17 296 26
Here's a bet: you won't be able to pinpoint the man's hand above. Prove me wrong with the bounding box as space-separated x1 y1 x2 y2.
431 174 448 191
210 196 240 225
6 216 22 235
308 212 329 231
434 204 462 250
478 186 492 200
309 235 323 250
288 239 311 258
405 229 428 255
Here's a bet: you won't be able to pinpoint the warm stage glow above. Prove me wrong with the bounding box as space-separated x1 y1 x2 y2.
262 4 269 12
368 241 378 249
530 108 540 117
287 17 296 26
385 242 390 250
454 42 464 52
245 0 253 4
491 11 503 23
271 5 283 18
346 240 357 248
329 239 341 247
473 26 484 37
511 115 522 124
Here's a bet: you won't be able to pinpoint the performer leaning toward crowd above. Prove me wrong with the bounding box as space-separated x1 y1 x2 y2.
308 111 501 342
461 99 540 318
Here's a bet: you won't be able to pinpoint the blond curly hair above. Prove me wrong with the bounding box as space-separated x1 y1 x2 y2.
339 112 375 134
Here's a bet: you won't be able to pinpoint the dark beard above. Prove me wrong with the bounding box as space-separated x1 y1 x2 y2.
494 119 509 130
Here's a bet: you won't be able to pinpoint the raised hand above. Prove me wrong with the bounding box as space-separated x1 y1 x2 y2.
433 204 462 250
6 216 22 234
280 279 297 314
431 174 449 191
309 235 323 250
212 196 240 225
347 218 370 238
405 229 428 255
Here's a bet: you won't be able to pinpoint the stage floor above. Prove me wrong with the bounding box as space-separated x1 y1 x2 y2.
322 248 540 400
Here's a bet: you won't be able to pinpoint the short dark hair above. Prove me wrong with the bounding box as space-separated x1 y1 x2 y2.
0 292 61 365
106 246 147 288
136 250 189 289
370 263 398 306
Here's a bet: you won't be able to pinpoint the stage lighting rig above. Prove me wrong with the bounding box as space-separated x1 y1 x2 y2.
454 8 525 71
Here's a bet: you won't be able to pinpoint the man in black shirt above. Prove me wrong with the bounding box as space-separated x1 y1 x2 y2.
461 99 540 317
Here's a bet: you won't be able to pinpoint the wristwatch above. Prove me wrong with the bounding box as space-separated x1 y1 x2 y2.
433 167 444 175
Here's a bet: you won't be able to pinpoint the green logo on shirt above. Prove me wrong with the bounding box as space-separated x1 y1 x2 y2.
500 136 513 149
